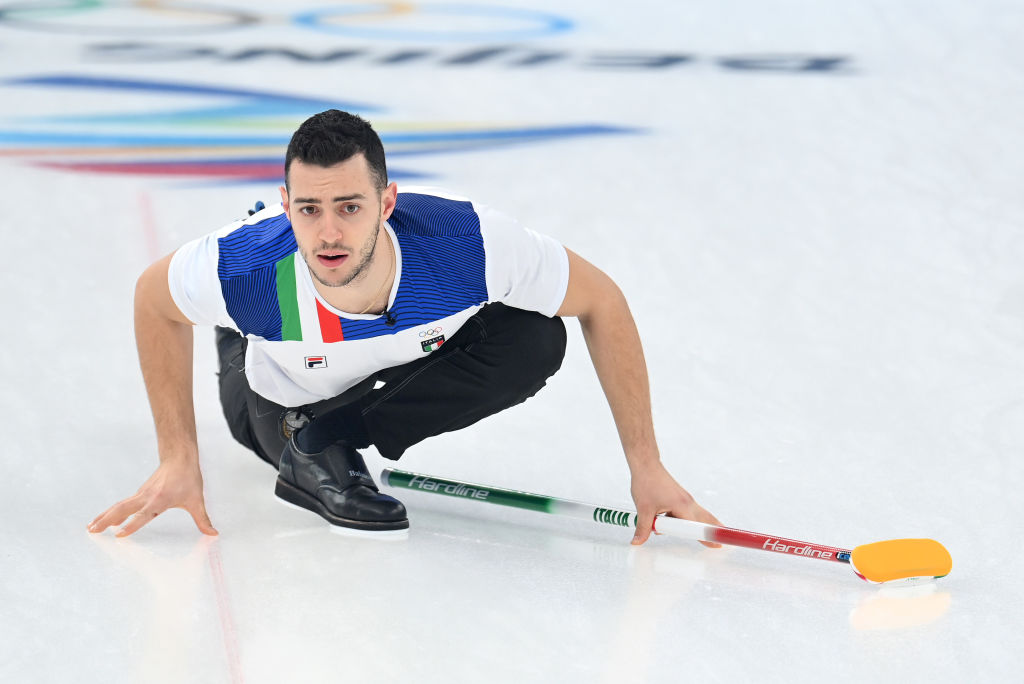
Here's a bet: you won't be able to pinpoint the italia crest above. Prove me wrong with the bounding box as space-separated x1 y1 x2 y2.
419 326 445 352
421 335 445 352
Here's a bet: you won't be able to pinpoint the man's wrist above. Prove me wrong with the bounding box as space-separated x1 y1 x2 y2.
157 443 200 467
625 445 662 475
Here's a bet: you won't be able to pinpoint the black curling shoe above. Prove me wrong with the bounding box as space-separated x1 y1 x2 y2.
276 434 409 532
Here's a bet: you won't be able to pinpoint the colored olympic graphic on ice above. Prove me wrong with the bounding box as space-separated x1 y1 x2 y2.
0 0 574 40
0 75 632 184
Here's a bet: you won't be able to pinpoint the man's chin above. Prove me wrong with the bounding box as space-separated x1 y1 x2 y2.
304 264 344 286
314 274 351 289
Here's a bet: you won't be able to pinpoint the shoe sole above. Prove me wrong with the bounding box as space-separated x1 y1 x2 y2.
275 476 410 532
276 499 409 540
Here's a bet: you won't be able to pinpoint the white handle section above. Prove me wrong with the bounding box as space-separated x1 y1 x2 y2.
652 515 716 543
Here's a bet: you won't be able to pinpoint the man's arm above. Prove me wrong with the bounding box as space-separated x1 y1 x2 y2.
556 248 720 545
88 253 217 537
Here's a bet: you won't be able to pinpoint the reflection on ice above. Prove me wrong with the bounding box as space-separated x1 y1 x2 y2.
849 582 952 631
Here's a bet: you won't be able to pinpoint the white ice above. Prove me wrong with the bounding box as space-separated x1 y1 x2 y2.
1 1 1021 682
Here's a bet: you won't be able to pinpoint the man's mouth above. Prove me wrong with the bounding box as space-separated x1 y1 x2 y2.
317 253 348 268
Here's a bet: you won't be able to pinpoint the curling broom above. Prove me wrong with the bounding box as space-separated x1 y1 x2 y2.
381 468 952 584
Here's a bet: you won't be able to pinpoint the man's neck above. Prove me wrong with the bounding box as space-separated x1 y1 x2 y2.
313 230 395 315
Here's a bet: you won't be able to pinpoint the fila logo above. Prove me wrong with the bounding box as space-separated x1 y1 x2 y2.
305 356 327 369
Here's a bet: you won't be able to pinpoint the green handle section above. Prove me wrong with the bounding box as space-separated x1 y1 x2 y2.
591 507 636 528
383 469 554 514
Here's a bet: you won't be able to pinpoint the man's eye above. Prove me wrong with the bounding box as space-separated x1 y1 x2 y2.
300 206 317 215
342 205 359 214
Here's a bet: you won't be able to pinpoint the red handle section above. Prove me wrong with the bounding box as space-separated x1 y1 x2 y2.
710 526 850 564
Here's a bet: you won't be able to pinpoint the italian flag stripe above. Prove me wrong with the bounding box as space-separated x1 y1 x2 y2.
316 299 344 342
294 255 323 343
275 253 302 341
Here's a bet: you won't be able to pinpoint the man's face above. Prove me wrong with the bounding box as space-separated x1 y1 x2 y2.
281 155 397 289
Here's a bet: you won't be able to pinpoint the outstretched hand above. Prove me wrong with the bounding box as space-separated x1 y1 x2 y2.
629 460 722 547
88 458 218 538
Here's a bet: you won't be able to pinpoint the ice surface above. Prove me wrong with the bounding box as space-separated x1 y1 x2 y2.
1 1 1021 682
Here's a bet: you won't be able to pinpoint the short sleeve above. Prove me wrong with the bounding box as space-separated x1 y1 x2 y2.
479 206 569 317
167 230 236 329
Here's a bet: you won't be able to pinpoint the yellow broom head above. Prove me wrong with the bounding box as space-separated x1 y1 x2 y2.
850 538 952 583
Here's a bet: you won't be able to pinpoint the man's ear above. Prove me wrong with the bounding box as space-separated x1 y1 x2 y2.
381 182 398 221
279 185 289 218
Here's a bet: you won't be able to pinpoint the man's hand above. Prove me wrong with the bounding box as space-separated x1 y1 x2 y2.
629 460 721 547
89 252 214 538
556 249 723 547
88 458 217 538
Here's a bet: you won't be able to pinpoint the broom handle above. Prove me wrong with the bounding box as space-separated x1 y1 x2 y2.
380 468 851 564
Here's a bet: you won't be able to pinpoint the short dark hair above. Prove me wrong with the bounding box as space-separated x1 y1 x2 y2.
284 109 388 191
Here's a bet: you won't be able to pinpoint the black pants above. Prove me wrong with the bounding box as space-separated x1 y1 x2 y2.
217 303 567 467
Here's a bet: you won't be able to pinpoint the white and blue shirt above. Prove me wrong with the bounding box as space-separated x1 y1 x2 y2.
168 187 569 407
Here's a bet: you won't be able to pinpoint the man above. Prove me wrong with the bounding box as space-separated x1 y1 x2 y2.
89 109 721 543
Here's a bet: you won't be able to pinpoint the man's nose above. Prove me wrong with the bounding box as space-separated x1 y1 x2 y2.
318 215 344 242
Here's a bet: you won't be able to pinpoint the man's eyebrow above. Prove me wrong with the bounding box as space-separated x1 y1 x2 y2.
292 194 366 204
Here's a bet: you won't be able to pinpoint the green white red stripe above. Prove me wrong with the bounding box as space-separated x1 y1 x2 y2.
274 252 346 343
275 253 302 341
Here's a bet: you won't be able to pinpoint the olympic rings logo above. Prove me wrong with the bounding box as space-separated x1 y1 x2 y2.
0 1 574 41
0 0 259 36
418 327 443 337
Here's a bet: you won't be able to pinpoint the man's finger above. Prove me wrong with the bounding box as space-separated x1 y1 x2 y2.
187 502 219 536
88 498 143 533
115 509 160 538
88 513 110 533
696 506 724 548
632 510 656 545
698 506 724 528
89 497 138 528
